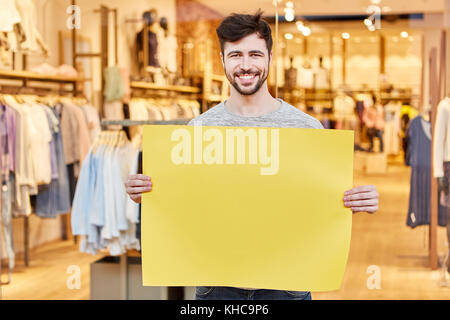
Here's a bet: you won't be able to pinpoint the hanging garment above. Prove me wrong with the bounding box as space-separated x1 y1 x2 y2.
34 107 71 218
383 102 401 155
0 0 21 32
71 136 140 256
4 97 33 216
406 115 447 228
334 95 356 130
26 103 52 185
80 104 101 142
158 33 177 73
14 0 49 55
297 67 314 89
59 103 80 165
136 29 160 68
433 97 450 178
104 66 125 102
284 67 297 89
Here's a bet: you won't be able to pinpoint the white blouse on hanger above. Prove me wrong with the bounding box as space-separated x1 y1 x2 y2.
0 0 21 32
433 97 450 177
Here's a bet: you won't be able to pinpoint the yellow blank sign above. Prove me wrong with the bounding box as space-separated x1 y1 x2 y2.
142 125 354 291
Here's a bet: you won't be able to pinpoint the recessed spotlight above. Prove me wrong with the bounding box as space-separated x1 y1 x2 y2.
368 25 376 32
400 31 409 38
342 32 350 40
302 26 311 37
284 8 295 22
284 33 293 40
364 18 373 26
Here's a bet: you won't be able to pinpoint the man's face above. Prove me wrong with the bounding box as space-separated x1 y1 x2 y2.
221 33 271 96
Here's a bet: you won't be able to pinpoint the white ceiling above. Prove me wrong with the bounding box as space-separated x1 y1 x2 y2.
197 0 447 16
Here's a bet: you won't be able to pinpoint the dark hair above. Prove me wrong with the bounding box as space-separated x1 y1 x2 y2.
216 10 273 56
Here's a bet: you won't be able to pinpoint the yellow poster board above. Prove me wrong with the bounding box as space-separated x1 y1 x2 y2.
142 125 354 292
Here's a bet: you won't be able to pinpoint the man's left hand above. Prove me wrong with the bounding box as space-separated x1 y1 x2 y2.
343 185 379 214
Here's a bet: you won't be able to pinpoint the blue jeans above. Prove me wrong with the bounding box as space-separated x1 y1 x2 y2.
195 286 311 300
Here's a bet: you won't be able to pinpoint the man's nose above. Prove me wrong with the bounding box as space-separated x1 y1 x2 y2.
240 55 251 70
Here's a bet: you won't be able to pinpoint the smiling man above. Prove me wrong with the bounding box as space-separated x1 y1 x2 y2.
125 10 379 300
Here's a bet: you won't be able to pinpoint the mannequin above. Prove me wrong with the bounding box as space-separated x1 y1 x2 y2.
313 56 329 90
432 96 450 274
158 16 178 79
333 88 356 130
363 93 385 152
298 60 314 89
284 56 297 89
136 9 161 72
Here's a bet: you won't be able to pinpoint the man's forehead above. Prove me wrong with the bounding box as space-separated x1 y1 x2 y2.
223 33 268 54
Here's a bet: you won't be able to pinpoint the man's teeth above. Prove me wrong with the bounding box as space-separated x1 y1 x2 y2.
238 74 255 79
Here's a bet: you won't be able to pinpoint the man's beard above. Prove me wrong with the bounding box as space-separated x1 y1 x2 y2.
225 66 269 96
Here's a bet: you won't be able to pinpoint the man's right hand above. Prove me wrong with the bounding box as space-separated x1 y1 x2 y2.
125 174 152 203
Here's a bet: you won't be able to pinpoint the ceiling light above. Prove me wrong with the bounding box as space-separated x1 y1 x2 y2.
368 25 376 32
284 8 295 22
302 26 311 37
342 32 350 40
284 33 293 40
400 31 409 38
296 21 304 31
364 18 373 26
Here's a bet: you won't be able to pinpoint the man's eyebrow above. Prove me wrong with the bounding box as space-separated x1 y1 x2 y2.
226 50 242 56
249 50 265 55
226 50 265 56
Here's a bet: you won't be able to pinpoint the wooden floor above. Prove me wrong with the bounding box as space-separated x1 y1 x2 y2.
2 161 450 299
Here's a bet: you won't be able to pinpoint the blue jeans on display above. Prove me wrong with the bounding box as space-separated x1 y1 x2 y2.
1 173 14 271
195 286 311 300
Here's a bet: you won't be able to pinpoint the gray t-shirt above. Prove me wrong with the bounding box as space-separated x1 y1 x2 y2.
188 98 324 129
188 98 323 292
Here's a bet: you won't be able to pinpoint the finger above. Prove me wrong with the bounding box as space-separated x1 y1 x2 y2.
344 191 378 201
126 180 152 188
126 186 152 195
130 194 141 204
345 199 378 207
128 174 151 181
351 206 378 213
345 185 376 195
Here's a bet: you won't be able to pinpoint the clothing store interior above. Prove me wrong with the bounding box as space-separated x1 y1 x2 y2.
0 0 450 300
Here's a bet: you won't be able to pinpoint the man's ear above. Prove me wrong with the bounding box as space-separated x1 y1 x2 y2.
220 52 224 68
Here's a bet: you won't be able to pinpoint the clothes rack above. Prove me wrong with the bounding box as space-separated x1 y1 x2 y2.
0 64 83 285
